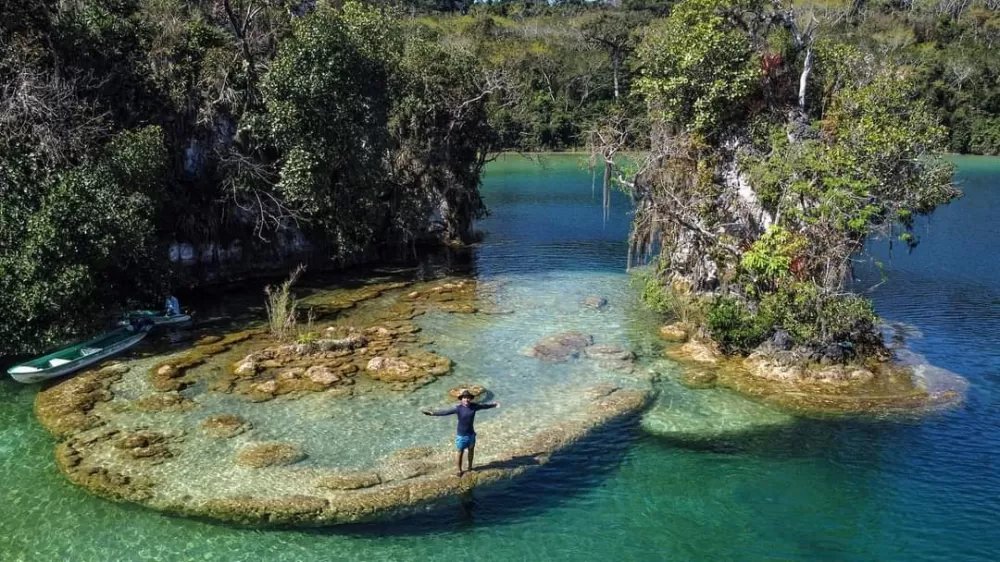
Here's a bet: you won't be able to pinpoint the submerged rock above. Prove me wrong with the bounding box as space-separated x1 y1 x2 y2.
641 388 795 442
34 276 658 527
583 295 608 310
315 471 382 491
35 368 122 438
201 495 330 526
527 331 594 362
201 414 251 438
236 442 306 468
447 384 486 400
135 391 194 412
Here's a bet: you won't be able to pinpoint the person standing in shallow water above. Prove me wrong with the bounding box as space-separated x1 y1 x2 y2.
423 390 499 476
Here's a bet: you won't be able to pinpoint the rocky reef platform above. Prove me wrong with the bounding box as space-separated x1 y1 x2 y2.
35 278 653 526
657 322 966 417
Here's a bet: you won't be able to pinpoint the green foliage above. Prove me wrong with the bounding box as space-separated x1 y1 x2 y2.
631 265 675 314
261 4 392 255
635 0 761 134
707 283 878 355
389 27 492 242
706 297 766 353
0 127 167 354
739 226 806 289
747 74 955 255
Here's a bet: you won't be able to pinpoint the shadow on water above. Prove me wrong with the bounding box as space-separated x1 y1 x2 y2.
642 414 927 465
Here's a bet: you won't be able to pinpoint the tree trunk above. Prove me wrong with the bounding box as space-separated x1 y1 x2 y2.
798 47 814 112
612 54 621 101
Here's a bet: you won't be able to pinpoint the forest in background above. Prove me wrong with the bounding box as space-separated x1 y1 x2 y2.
1 0 997 356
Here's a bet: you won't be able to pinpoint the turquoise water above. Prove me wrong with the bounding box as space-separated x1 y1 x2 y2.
2 154 999 561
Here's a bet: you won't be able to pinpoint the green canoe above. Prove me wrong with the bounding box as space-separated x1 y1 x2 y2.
6 326 150 384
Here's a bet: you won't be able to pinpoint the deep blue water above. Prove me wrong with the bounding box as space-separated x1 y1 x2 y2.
0 154 997 561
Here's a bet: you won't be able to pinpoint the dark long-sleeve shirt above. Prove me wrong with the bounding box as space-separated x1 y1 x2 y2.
429 402 497 436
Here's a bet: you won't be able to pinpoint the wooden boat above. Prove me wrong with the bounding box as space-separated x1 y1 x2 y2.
6 326 150 384
123 310 193 327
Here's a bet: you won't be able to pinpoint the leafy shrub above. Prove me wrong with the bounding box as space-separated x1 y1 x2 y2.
706 296 766 354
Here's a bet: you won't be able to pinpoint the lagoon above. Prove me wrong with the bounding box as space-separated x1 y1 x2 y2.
1 155 998 561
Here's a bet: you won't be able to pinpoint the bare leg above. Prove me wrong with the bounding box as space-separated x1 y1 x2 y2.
467 444 475 471
456 450 464 476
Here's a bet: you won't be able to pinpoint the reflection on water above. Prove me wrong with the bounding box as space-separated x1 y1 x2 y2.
1 154 998 561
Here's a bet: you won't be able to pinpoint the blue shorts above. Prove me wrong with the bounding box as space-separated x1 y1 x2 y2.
455 434 476 451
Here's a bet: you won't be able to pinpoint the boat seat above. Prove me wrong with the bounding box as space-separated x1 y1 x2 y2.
80 347 101 356
48 358 72 367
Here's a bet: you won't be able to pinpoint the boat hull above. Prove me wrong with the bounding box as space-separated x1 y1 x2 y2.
7 330 149 384
124 311 192 327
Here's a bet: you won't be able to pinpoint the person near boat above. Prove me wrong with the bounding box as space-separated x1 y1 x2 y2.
423 389 500 476
164 295 181 317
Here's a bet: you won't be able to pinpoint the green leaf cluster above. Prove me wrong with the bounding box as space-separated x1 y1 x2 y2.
0 127 168 355
635 0 761 135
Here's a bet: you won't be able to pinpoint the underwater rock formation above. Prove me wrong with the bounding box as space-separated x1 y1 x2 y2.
34 277 655 527
527 331 595 362
201 414 252 438
236 442 306 468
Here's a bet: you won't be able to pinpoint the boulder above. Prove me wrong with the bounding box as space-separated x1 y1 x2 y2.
583 344 634 362
305 366 341 386
672 340 721 364
366 351 451 383
366 356 412 379
658 322 689 342
582 295 608 310
233 357 258 377
316 333 367 352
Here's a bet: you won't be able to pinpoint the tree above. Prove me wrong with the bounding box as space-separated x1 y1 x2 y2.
578 11 650 101
0 127 168 354
617 0 959 356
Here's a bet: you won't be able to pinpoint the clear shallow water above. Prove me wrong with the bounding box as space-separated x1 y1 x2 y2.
2 154 999 561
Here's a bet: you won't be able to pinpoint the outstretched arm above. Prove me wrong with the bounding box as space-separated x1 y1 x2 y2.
422 406 457 416
474 402 500 410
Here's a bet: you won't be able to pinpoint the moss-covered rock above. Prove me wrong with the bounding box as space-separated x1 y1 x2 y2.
201 414 252 438
236 442 306 468
135 391 194 412
35 368 122 438
201 495 330 526
315 471 381 490
114 430 175 461
665 342 964 416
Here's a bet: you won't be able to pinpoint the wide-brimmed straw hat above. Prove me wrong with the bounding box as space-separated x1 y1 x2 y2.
457 389 475 399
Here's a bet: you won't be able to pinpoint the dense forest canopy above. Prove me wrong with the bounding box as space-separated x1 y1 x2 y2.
1 0 493 354
1 0 996 356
